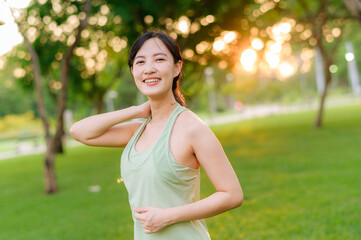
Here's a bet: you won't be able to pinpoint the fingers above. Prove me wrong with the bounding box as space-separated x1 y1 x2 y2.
134 212 144 221
134 207 150 213
133 207 166 234
134 213 154 234
134 208 155 233
134 207 150 221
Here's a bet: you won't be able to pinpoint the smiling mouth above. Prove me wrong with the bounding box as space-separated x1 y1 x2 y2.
143 78 160 83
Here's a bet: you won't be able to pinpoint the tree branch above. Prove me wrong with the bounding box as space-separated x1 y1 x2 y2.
331 25 346 59
343 0 361 23
23 36 51 139
10 8 51 139
55 0 91 140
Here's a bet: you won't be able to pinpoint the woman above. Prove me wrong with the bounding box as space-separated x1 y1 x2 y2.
70 31 243 240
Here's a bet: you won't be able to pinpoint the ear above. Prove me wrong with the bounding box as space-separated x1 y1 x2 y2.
173 61 182 78
130 67 134 76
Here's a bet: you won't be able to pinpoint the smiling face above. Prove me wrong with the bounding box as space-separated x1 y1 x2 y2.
131 38 182 100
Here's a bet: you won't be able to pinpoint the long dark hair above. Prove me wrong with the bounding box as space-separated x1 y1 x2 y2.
128 31 186 107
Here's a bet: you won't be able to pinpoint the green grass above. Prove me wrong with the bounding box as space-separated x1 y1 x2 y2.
1 105 360 240
0 139 17 152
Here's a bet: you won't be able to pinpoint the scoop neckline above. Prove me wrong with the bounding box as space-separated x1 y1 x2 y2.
131 104 180 155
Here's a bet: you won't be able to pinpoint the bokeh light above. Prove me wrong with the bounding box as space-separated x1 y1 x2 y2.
345 52 354 62
240 48 257 72
223 31 237 43
213 39 226 52
251 38 264 50
265 51 280 69
177 16 190 34
279 62 296 79
329 64 338 73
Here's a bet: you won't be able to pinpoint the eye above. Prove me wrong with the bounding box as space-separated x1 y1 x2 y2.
135 60 145 65
156 58 165 62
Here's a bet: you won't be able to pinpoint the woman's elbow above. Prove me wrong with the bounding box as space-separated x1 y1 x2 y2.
69 124 84 142
230 188 244 209
236 190 244 207
69 125 78 139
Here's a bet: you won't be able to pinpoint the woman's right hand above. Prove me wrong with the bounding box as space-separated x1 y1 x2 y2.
136 101 151 118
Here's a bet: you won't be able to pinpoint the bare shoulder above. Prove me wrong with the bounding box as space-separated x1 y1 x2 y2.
175 109 213 138
171 109 213 168
174 109 225 167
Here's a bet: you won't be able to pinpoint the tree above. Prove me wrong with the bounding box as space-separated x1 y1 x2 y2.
343 0 361 24
261 0 354 128
9 0 91 193
68 3 131 114
294 0 352 128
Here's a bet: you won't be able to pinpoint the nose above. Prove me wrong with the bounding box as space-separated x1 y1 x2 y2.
144 61 156 74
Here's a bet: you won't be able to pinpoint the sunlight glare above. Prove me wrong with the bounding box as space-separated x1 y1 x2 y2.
251 38 264 50
265 51 280 69
213 39 226 52
279 22 292 34
269 42 282 53
0 0 34 56
240 48 257 72
279 62 296 79
224 31 237 43
177 16 190 34
6 0 32 9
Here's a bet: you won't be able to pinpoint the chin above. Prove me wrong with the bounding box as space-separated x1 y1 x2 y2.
141 89 171 100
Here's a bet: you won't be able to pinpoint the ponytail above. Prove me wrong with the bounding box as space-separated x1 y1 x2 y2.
173 79 186 107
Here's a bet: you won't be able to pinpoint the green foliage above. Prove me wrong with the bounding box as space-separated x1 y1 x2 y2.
113 71 139 109
0 84 35 117
2 0 360 118
1 105 361 239
0 111 42 138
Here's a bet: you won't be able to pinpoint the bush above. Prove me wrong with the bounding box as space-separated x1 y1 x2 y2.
0 111 42 138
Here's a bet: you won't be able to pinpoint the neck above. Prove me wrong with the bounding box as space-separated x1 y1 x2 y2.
148 95 178 124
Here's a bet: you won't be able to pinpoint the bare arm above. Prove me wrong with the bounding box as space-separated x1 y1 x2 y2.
70 101 151 147
169 122 243 220
134 118 243 233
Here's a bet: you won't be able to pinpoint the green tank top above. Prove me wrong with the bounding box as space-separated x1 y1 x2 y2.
121 105 211 240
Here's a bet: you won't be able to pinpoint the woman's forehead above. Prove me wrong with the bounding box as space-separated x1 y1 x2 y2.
136 38 170 56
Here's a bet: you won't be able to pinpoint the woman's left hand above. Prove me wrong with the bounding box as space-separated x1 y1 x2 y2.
134 207 173 234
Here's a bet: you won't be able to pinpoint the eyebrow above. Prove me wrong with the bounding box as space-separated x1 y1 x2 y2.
135 52 168 59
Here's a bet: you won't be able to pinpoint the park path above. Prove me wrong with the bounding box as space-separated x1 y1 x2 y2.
1 94 360 161
204 94 361 126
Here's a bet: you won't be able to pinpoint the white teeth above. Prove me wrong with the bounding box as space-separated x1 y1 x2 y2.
144 79 160 83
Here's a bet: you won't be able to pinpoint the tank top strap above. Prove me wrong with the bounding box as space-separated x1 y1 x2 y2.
161 104 187 141
127 115 152 148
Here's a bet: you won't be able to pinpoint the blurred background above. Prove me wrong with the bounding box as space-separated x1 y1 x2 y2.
0 0 360 239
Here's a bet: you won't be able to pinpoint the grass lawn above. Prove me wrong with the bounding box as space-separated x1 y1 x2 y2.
0 104 360 240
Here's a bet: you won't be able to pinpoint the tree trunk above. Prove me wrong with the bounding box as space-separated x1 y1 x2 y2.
95 93 104 114
22 35 58 194
54 134 64 154
314 44 332 128
44 138 57 193
314 80 330 128
22 37 50 140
